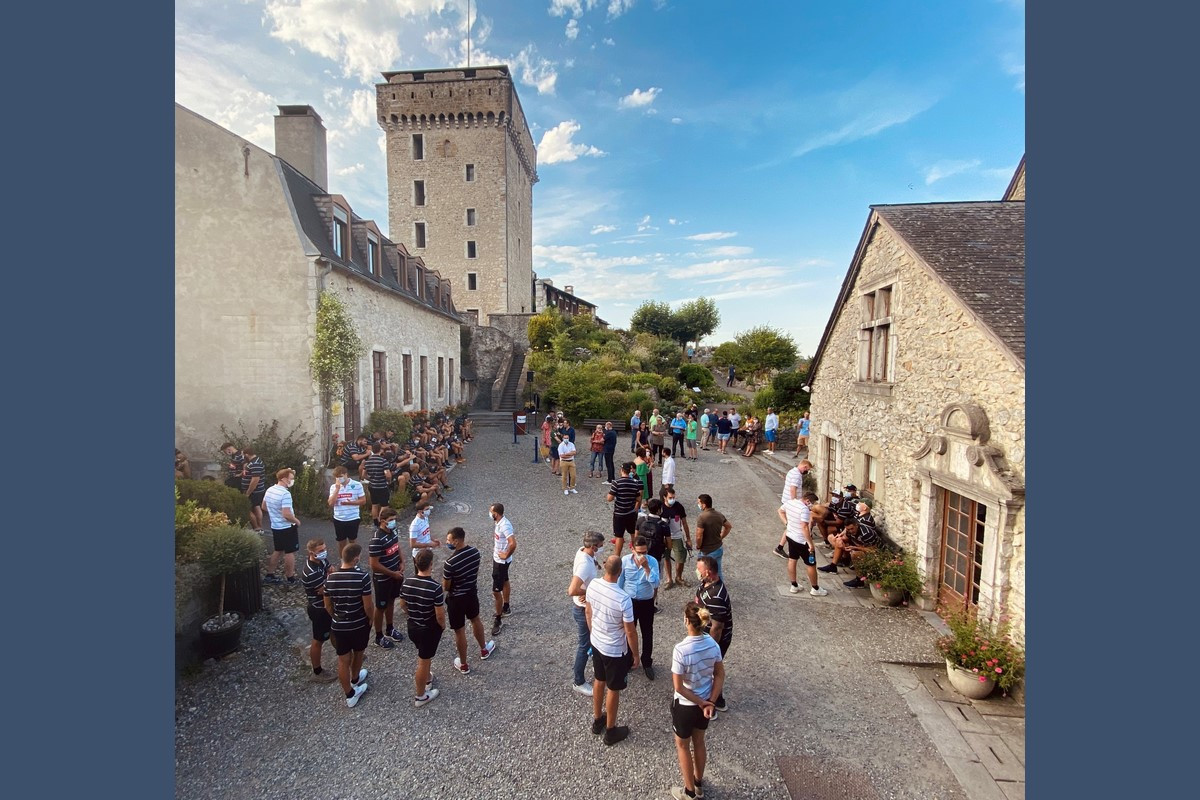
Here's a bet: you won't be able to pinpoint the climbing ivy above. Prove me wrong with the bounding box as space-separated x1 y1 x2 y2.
310 291 363 399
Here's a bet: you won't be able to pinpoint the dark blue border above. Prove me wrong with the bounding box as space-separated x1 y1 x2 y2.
9 6 173 796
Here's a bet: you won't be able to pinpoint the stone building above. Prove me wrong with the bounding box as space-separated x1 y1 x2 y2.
376 66 537 324
805 158 1026 640
532 276 607 325
175 103 464 470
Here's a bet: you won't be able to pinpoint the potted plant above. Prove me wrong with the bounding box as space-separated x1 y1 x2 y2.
856 548 923 606
195 525 263 659
935 606 1025 699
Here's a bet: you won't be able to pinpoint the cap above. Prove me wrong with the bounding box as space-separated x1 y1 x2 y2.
843 484 857 491
831 490 842 497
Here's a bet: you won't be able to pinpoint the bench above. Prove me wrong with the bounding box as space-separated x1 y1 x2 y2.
582 418 628 432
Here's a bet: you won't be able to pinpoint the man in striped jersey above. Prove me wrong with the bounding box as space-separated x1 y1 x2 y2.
323 543 373 708
241 446 267 533
585 555 640 746
262 468 300 585
670 601 726 800
221 443 244 490
341 433 370 479
368 507 406 650
606 463 643 560
443 526 496 676
300 538 337 682
694 555 732 713
362 444 393 527
400 549 447 707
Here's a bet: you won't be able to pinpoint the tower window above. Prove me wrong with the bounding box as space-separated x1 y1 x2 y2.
465 164 475 182
414 222 426 249
412 134 423 160
466 208 476 226
414 180 426 206
466 241 477 259
468 273 478 290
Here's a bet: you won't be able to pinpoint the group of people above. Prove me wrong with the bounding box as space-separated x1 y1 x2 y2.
628 407 702 464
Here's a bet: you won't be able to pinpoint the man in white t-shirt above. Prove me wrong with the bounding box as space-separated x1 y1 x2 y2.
567 531 606 696
585 555 639 747
764 408 779 453
490 503 516 636
661 451 677 491
558 433 578 495
327 466 367 558
781 459 814 504
408 501 440 565
262 467 301 585
776 492 828 596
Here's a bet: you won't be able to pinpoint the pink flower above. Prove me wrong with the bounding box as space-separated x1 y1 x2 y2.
995 667 1003 674
978 675 987 682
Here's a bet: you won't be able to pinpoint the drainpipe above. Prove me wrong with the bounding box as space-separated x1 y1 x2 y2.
316 256 334 461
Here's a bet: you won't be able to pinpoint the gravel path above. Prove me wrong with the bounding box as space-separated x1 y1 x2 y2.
175 427 967 800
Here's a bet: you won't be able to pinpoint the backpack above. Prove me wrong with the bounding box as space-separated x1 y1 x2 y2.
636 515 670 558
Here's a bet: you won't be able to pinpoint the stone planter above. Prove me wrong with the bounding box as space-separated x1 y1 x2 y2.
199 612 245 659
868 582 906 606
945 658 997 699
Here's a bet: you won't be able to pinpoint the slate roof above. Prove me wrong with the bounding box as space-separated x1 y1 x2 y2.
874 201 1025 362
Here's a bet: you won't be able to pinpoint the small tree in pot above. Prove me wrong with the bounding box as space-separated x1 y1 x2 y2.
195 525 263 657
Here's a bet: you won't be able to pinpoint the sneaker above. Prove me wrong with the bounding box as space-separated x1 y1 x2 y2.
591 717 606 735
502 603 512 617
774 544 787 559
285 576 298 585
817 564 838 574
481 640 496 660
310 670 338 683
810 587 830 597
670 788 697 800
346 682 368 708
644 665 657 681
573 682 594 697
388 627 406 643
375 635 395 649
352 668 368 685
603 725 630 746
844 576 865 588
492 618 504 636
654 605 662 614
454 657 470 675
262 574 282 584
414 688 440 708
570 488 578 494
789 584 802 594
693 779 706 798
713 696 728 712
565 489 570 495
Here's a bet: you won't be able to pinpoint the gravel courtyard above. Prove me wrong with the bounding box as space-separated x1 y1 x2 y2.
175 424 967 800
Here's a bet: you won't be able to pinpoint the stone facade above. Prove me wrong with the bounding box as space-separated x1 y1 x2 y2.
466 324 515 408
377 67 537 321
808 213 1025 641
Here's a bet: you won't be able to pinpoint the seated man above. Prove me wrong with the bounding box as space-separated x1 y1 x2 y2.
811 492 846 544
819 501 882 582
407 466 441 505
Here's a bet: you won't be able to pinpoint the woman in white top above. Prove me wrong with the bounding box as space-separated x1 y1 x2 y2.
670 601 725 800
567 531 606 695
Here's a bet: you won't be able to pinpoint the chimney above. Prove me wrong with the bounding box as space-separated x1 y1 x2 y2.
274 105 328 191
564 285 574 294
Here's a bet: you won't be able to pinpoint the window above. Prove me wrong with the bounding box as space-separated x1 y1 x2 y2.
412 134 424 160
402 354 413 405
414 180 426 206
466 208 476 226
332 206 349 258
465 164 475 182
414 222 426 249
372 352 387 410
367 233 380 277
466 241 477 259
467 273 478 290
438 357 445 397
860 285 893 383
863 454 878 499
415 267 425 298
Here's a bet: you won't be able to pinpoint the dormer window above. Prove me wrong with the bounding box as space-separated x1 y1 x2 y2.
332 206 349 259
859 285 894 383
367 232 380 277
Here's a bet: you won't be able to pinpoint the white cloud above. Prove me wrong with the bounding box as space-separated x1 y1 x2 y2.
548 0 598 18
537 120 606 164
706 245 754 257
591 224 618 234
607 0 636 18
534 244 648 270
668 218 678 225
513 45 559 95
336 163 366 176
637 215 651 225
668 259 762 279
619 87 661 110
924 159 983 185
602 37 615 46
1002 54 1025 94
671 117 683 124
685 231 737 241
790 78 939 158
698 267 786 284
566 19 579 39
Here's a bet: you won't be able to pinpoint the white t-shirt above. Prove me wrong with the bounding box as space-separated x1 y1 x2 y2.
263 484 293 530
661 456 676 486
329 479 364 522
558 440 577 462
672 633 724 705
586 578 634 658
782 466 806 503
765 413 779 432
409 512 432 558
729 412 741 428
572 548 599 608
780 498 813 544
493 516 515 564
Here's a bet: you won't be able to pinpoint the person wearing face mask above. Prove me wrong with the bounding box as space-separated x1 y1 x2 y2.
693 555 732 713
567 531 606 696
694 495 732 581
262 468 301 585
408 501 441 568
327 466 367 559
490 503 517 637
300 538 337 682
443 526 496 676
368 507 407 649
776 492 828 596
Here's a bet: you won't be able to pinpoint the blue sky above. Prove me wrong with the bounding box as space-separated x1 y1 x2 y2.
175 0 1024 356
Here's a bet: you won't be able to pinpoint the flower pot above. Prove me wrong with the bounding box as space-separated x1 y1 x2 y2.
199 612 244 659
869 583 906 606
945 658 996 699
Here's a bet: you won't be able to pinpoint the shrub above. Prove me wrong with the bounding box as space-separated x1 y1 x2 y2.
194 525 264 620
856 549 924 597
218 419 316 480
176 500 230 562
292 462 331 519
366 410 414 443
770 370 811 412
177 479 248 527
753 387 778 415
935 607 1026 695
677 363 715 389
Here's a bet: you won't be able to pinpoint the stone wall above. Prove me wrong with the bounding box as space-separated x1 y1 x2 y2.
467 324 515 408
808 218 1025 637
488 312 533 350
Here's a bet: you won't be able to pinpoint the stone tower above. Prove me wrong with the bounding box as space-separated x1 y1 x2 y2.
376 66 538 324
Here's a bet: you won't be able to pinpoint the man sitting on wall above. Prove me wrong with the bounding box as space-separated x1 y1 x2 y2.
818 501 882 584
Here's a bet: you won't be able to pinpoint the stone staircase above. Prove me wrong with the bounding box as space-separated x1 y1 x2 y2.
495 349 526 413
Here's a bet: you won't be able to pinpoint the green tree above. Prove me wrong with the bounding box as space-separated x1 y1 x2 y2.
734 326 798 386
310 291 364 399
528 307 566 350
628 301 675 339
712 341 746 372
673 298 720 351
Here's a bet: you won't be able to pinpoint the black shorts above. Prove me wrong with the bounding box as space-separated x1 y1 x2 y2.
331 624 369 655
491 561 510 593
333 518 361 542
786 538 815 565
373 576 401 608
592 649 632 691
672 698 711 738
408 622 444 660
612 512 638 538
271 525 299 554
307 606 332 642
447 593 480 630
369 485 390 506
249 489 266 509
224 476 241 490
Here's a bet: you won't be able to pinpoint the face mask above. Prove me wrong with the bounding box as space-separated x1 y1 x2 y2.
423 509 432 518
386 520 397 531
315 551 328 561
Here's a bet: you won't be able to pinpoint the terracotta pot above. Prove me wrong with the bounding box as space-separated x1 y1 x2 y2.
868 583 906 606
945 658 997 699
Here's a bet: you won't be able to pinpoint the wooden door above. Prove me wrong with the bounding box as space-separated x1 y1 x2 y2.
822 435 836 501
344 376 361 440
420 356 428 410
937 490 988 612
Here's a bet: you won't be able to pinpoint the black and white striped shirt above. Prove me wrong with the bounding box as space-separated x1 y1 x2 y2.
301 557 329 612
342 443 366 469
696 579 733 645
363 454 391 489
368 528 403 580
324 567 371 631
610 476 643 515
442 545 482 598
400 575 445 629
226 452 244 480
852 513 882 548
241 457 265 493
